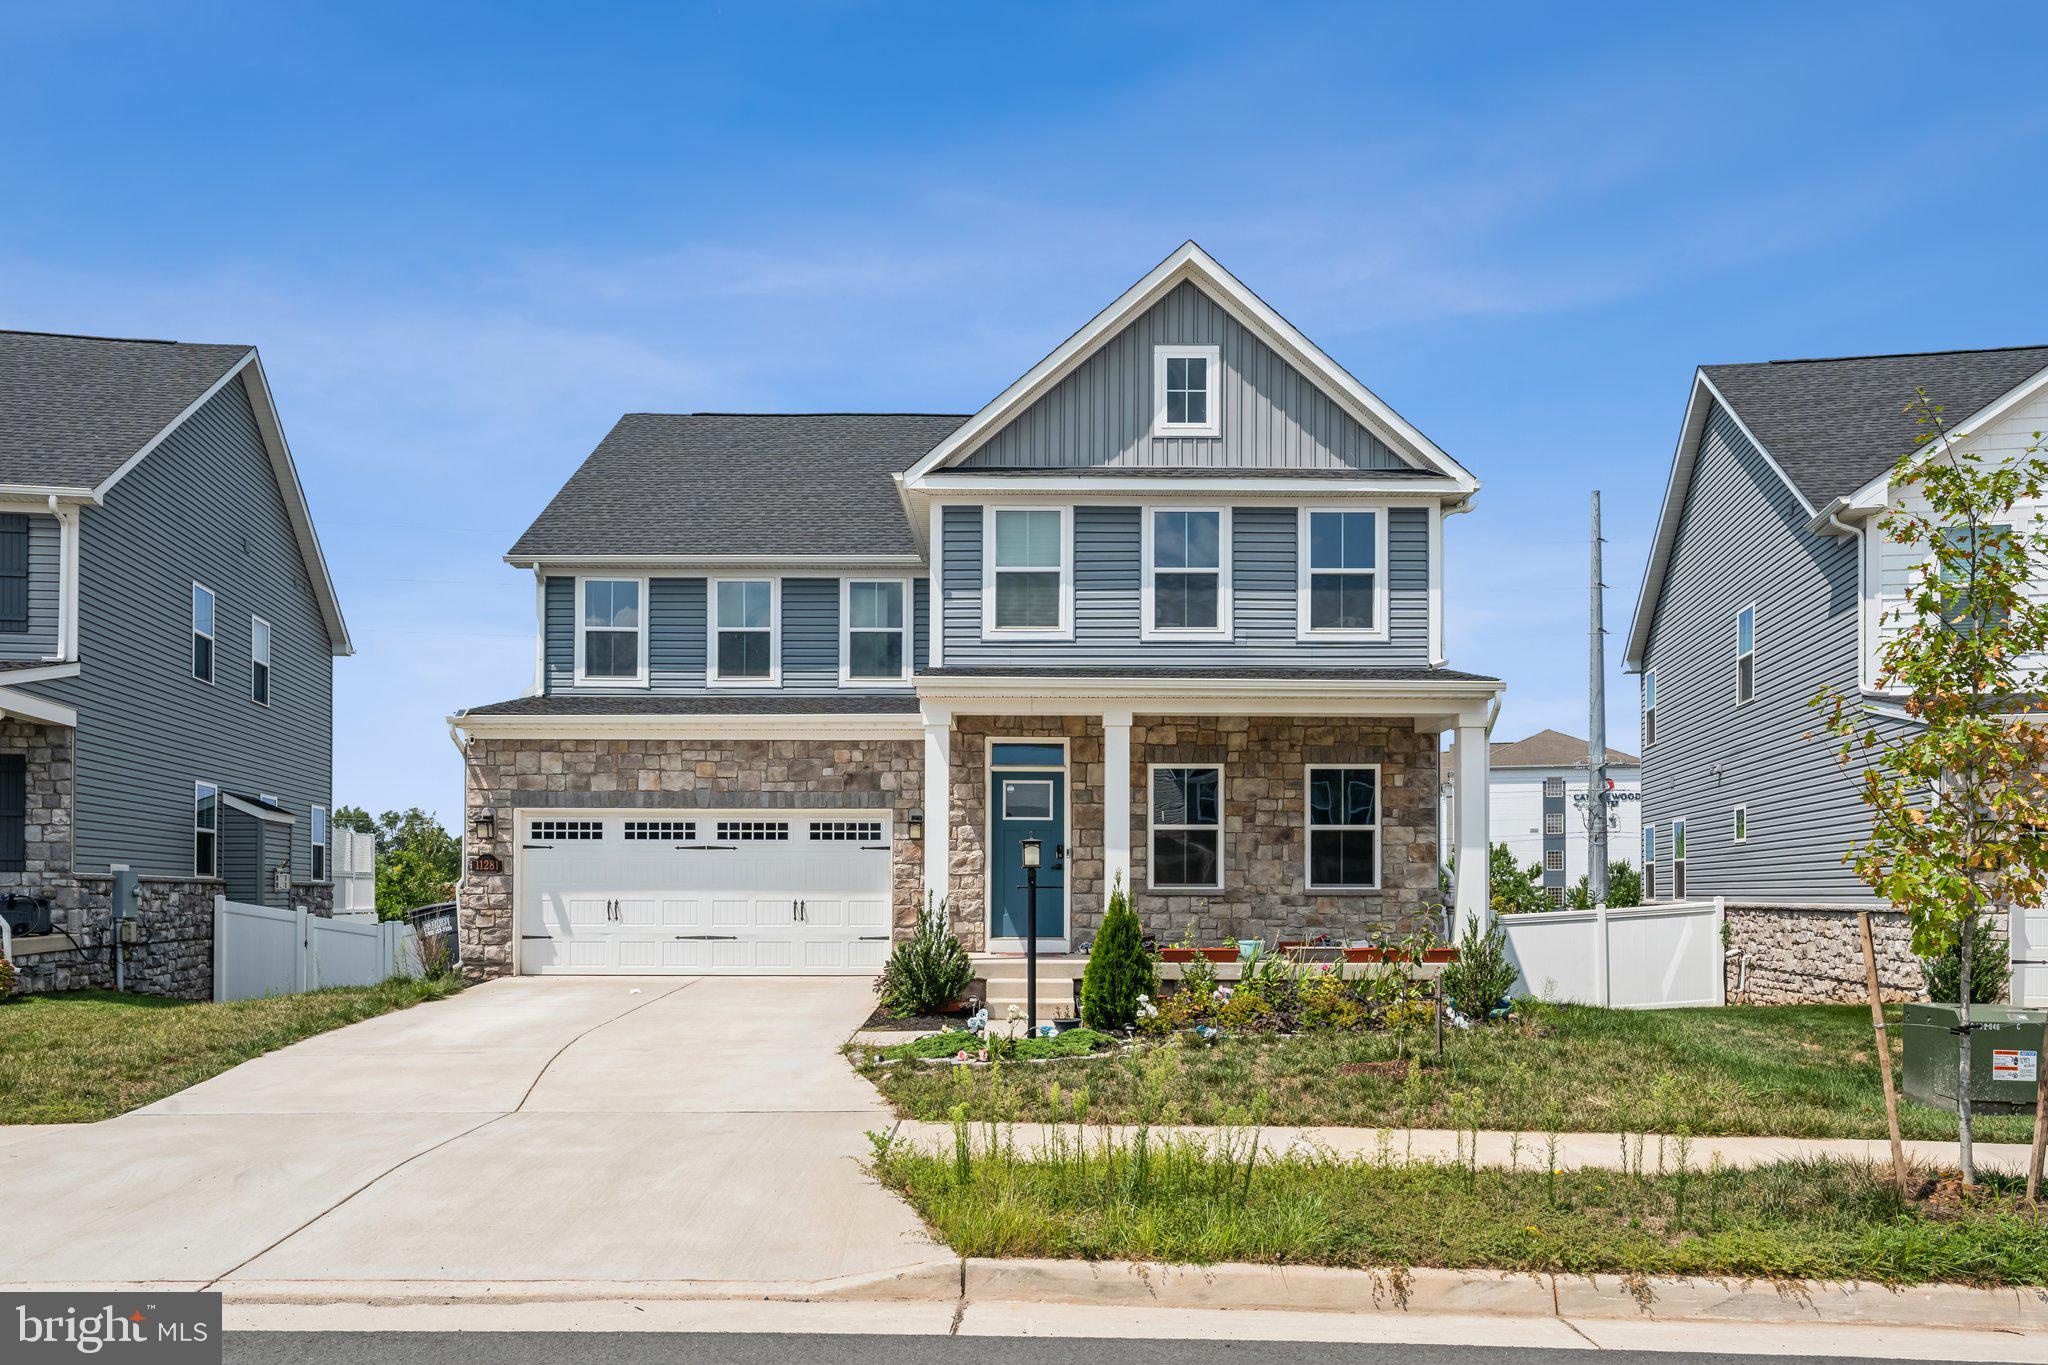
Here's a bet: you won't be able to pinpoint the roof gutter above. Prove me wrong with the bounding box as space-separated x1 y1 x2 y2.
1807 497 1861 538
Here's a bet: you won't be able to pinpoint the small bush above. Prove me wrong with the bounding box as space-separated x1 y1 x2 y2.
877 894 973 1017
1439 918 1519 1021
0 953 16 1001
1921 926 2007 1005
1080 876 1151 1030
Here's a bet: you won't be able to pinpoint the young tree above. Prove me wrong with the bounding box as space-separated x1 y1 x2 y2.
1488 842 1548 915
1815 392 2048 1185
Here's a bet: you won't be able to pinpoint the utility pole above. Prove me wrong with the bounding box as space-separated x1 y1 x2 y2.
1588 490 1610 906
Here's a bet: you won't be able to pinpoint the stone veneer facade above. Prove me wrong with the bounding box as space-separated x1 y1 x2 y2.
458 735 924 979
1722 905 1929 1005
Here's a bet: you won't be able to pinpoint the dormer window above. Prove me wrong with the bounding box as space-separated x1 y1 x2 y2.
1153 345 1221 438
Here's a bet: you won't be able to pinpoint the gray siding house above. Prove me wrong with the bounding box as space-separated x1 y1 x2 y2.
0 330 351 996
451 244 1504 996
1627 344 2048 1006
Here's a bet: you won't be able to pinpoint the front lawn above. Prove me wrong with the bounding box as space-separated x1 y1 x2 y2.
873 1132 2048 1286
0 978 462 1124
855 1002 2036 1142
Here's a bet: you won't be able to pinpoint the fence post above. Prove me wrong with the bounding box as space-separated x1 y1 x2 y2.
293 905 308 994
212 894 227 1003
1594 901 1612 1007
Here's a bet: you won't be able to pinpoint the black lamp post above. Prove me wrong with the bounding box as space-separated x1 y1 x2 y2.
1021 835 1042 1033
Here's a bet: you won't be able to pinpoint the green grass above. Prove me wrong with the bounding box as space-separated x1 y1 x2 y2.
860 1028 1118 1062
874 1131 2048 1286
0 977 463 1124
855 1002 2037 1142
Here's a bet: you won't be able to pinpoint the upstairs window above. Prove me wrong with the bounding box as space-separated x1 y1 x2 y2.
1152 344 1220 437
986 507 1070 635
1305 765 1379 890
577 578 646 684
1642 669 1657 747
843 579 908 682
1299 508 1384 637
1735 605 1756 704
1938 524 2012 632
194 781 219 877
711 579 777 683
251 616 272 706
1144 508 1229 636
311 804 328 880
192 583 216 683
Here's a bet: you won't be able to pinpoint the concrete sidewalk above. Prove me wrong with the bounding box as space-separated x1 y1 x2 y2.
891 1118 2037 1173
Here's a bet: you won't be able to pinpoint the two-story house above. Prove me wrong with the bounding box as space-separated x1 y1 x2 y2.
450 244 1503 991
1627 344 2048 1007
0 330 351 997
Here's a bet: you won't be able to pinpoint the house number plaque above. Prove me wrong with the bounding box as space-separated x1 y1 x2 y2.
470 852 505 874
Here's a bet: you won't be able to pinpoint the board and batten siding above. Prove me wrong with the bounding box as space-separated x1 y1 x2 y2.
959 280 1409 471
0 514 62 661
544 575 927 693
1639 403 1900 903
16 377 335 880
938 503 1431 666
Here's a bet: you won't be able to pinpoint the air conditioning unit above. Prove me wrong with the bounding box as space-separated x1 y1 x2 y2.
1 893 53 937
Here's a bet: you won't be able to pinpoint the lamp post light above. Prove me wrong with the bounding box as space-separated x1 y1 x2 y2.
1020 836 1042 1033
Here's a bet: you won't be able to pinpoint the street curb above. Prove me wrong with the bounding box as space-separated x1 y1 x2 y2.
962 1260 2048 1332
204 1258 965 1306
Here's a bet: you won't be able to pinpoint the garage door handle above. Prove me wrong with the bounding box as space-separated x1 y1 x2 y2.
686 845 737 852
523 844 552 850
861 844 890 851
859 935 889 941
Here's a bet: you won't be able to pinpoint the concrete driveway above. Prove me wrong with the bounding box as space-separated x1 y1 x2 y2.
0 977 948 1294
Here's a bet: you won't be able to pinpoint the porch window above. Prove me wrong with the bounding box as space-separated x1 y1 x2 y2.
192 582 216 683
195 781 219 878
1149 765 1222 890
843 579 908 681
1144 508 1229 636
577 578 646 684
1299 508 1383 636
311 804 328 881
251 616 272 706
711 579 777 683
987 507 1069 633
1305 765 1379 889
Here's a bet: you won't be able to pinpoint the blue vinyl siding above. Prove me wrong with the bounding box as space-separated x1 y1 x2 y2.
0 514 61 661
938 503 1430 666
17 377 335 880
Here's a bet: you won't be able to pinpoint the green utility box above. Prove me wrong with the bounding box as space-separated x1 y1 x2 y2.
1901 1003 2045 1115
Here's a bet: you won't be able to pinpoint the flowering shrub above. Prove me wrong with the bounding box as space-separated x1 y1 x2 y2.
0 953 15 1001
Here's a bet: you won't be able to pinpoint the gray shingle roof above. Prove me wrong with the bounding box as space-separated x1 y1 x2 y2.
0 330 252 488
1489 728 1637 769
459 693 922 717
508 413 969 558
1702 345 2048 506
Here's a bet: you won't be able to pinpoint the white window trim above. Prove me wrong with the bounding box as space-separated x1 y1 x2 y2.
999 779 1056 821
1151 343 1222 439
839 576 913 687
192 581 216 685
311 803 328 881
1295 505 1391 643
1544 849 1566 873
980 505 1074 640
1732 805 1747 843
573 576 650 688
250 614 272 707
706 575 781 688
1140 505 1233 641
1147 762 1226 892
1545 812 1565 836
1735 602 1756 706
194 779 219 879
1303 762 1383 892
1642 668 1657 747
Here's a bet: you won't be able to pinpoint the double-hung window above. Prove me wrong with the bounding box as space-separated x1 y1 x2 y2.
1152 344 1220 438
710 578 777 683
1298 508 1385 638
1305 765 1379 890
1149 765 1223 890
843 579 908 683
1642 825 1658 899
1642 670 1657 747
250 616 272 706
192 583 216 683
1671 818 1687 899
1937 524 2012 632
577 578 646 685
1735 605 1756 704
1144 507 1229 637
194 781 219 878
311 804 328 880
985 506 1070 635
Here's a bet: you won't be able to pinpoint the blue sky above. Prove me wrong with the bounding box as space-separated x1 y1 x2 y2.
5 2 2046 824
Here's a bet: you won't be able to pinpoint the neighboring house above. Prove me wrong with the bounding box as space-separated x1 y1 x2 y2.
450 243 1503 989
1627 343 2048 1006
0 330 350 997
1448 729 1640 904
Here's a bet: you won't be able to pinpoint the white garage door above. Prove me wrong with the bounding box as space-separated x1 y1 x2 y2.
518 810 894 975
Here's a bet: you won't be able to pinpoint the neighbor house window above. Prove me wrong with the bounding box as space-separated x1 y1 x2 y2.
1546 886 1566 908
1545 849 1565 873
311 804 328 880
1671 818 1688 899
711 578 777 682
1144 508 1229 636
1305 765 1379 889
577 578 646 684
1642 824 1657 899
1938 524 2012 631
192 582 216 683
1642 670 1657 746
1732 805 1748 843
1735 605 1756 704
985 506 1070 634
843 579 908 682
194 781 219 878
1545 812 1565 835
1298 508 1384 637
250 616 272 706
1152 344 1220 437
1544 777 1565 798
1150 765 1223 890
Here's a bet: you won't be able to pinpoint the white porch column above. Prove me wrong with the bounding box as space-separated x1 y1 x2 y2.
1453 718 1491 937
921 711 952 909
1102 708 1133 908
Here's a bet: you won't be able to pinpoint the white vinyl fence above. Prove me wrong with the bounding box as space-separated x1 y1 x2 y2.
1500 898 1726 1009
213 896 423 1002
332 828 378 916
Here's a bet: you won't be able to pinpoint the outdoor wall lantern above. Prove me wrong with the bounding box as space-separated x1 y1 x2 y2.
907 809 924 841
471 809 497 844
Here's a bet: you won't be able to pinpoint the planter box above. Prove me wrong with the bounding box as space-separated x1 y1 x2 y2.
1159 947 1196 963
1422 948 1460 964
1200 947 1239 963
1343 947 1394 963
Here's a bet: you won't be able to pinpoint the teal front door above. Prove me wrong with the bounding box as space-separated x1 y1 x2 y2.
990 754 1066 943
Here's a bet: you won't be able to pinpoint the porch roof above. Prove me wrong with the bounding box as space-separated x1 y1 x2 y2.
916 665 1498 682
